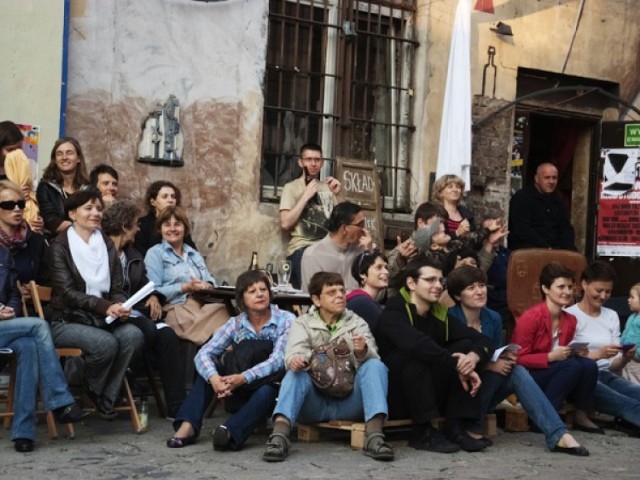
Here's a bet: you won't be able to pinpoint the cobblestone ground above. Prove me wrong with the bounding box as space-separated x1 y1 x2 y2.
1 407 639 480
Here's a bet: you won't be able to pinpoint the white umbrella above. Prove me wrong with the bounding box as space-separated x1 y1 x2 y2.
436 0 472 191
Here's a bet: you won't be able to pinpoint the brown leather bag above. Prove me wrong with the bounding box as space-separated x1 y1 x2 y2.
309 337 355 398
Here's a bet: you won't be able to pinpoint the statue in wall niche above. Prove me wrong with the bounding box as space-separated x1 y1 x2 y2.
138 95 184 167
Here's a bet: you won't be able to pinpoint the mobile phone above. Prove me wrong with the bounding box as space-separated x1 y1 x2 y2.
303 166 319 185
303 167 319 202
622 343 636 352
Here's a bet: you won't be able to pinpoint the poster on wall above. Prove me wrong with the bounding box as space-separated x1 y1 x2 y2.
596 147 640 256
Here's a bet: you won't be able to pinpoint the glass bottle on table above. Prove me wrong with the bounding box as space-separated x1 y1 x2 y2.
248 251 259 271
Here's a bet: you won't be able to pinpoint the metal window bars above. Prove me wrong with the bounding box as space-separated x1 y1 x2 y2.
261 0 416 213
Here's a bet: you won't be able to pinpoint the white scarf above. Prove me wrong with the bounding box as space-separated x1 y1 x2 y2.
68 226 111 298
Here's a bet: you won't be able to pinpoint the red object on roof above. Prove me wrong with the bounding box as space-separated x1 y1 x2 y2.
474 0 494 14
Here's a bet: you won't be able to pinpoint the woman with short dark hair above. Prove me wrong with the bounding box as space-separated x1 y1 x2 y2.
167 270 294 450
263 271 394 462
511 262 600 434
346 251 388 330
448 265 588 455
134 180 196 256
48 189 144 418
102 200 186 418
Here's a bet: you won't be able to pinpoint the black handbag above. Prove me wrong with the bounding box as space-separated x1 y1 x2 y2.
215 339 285 392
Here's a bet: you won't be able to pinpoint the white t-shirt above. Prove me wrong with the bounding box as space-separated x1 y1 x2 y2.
565 303 621 370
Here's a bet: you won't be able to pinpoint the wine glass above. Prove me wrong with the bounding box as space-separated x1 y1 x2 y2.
278 260 292 290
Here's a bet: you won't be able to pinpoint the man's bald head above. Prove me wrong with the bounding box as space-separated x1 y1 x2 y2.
534 163 558 194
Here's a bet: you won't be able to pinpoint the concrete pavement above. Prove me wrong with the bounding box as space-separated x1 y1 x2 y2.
1 406 639 480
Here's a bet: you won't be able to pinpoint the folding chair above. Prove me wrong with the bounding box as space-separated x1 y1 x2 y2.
28 281 144 434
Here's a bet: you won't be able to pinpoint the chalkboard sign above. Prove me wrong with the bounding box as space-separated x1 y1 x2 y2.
335 158 384 250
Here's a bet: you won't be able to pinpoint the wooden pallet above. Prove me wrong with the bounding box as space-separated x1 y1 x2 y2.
298 414 497 450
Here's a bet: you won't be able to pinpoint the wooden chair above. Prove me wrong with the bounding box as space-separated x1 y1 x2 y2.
0 352 17 429
28 281 144 434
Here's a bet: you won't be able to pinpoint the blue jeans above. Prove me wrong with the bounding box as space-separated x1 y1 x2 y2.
273 358 388 424
0 317 75 441
527 357 598 412
174 375 278 450
478 365 567 450
51 321 144 410
595 369 640 427
287 247 307 290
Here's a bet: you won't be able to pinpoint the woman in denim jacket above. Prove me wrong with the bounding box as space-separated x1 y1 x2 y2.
144 206 228 345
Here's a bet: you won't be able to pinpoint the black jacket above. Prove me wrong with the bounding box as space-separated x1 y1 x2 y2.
36 181 90 235
374 291 494 371
122 243 165 308
49 228 127 323
8 227 48 285
508 185 576 251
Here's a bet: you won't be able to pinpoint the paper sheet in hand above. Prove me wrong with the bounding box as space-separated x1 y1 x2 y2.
491 343 521 362
568 341 589 350
105 281 155 324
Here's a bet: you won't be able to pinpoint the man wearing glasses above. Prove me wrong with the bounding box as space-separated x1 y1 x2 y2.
373 256 494 454
279 143 343 289
300 201 372 293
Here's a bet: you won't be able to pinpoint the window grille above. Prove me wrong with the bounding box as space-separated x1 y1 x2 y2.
261 0 416 212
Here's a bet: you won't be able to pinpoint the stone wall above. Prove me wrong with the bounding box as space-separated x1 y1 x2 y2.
467 97 513 222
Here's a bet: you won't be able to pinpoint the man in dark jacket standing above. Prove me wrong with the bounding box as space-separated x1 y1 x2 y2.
374 256 494 453
508 163 576 251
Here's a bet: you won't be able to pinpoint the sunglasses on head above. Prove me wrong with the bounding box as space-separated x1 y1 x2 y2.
0 200 26 211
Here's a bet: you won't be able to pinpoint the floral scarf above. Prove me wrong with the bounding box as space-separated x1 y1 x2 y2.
0 221 29 251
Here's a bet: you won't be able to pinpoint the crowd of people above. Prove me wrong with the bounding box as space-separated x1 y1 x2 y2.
1 128 640 462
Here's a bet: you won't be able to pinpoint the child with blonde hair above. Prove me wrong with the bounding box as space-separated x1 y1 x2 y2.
621 283 640 384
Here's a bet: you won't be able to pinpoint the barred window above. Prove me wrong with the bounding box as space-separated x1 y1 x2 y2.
261 0 417 212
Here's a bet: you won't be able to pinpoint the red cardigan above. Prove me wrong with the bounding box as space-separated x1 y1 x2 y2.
511 302 577 369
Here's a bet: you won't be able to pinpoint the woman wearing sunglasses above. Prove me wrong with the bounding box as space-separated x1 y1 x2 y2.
0 181 48 298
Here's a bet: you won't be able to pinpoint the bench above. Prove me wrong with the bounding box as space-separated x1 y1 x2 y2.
298 414 497 450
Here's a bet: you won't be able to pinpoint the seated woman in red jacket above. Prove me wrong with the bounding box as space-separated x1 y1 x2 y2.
511 262 601 433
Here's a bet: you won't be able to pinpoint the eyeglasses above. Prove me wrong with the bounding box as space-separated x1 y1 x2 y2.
418 276 444 285
347 220 366 229
300 157 323 163
0 200 26 211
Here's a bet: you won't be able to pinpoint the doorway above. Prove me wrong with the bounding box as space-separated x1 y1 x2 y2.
513 111 598 255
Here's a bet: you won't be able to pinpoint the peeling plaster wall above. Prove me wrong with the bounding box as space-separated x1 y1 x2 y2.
65 0 278 283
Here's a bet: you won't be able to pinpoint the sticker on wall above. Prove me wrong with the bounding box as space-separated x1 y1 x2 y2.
138 95 184 167
16 123 40 184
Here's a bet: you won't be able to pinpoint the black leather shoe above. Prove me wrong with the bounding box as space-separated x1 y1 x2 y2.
408 425 460 453
14 438 34 453
443 420 490 452
613 418 640 438
54 403 91 423
212 425 232 451
552 444 590 456
574 423 605 435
